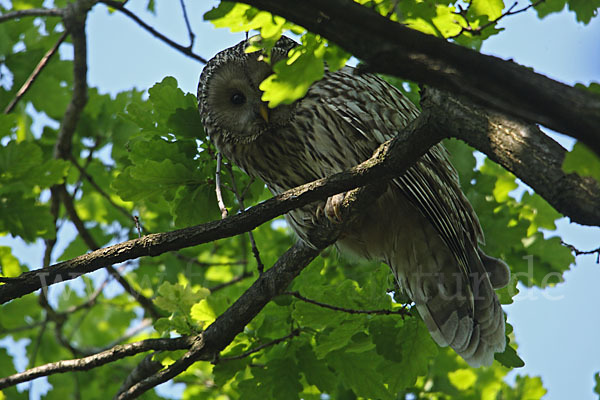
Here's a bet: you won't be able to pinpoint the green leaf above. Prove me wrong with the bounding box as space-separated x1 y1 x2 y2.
190 299 217 327
479 158 518 202
594 371 600 396
369 316 438 390
112 158 199 202
172 184 221 227
567 0 600 24
534 0 600 23
448 368 477 390
154 282 209 314
314 319 366 358
403 4 463 38
470 0 505 20
534 0 567 19
328 350 394 400
0 140 69 194
0 195 55 241
260 34 325 107
205 2 287 41
0 246 24 277
563 141 600 182
296 343 337 393
521 234 574 287
153 283 210 335
503 375 547 400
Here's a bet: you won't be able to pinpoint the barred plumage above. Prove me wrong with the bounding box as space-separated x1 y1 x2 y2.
198 36 510 367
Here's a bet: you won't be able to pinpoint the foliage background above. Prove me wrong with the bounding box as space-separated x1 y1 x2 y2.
0 0 599 399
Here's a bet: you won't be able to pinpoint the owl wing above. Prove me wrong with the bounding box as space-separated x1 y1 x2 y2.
318 67 485 266
314 67 506 366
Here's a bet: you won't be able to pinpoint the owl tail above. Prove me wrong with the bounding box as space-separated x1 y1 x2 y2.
393 248 507 367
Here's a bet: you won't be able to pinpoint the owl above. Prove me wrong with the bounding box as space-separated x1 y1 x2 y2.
198 36 510 367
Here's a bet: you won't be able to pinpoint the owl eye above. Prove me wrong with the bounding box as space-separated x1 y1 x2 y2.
230 91 246 105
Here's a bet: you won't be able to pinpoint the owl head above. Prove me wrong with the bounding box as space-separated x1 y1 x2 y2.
198 36 298 147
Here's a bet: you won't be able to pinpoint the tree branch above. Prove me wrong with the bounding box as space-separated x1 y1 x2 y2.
284 291 410 317
0 336 195 389
53 0 95 159
178 0 195 48
0 8 62 23
561 241 600 262
420 88 600 226
98 0 207 64
239 0 600 155
4 32 68 114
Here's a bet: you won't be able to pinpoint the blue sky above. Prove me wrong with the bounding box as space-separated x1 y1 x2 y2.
2 0 600 399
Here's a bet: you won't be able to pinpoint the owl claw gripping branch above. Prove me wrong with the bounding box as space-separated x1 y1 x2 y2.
198 36 511 367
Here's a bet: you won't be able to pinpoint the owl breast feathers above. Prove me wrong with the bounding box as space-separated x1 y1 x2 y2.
198 36 510 367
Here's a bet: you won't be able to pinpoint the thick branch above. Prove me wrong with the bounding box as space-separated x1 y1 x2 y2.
421 88 600 226
53 0 95 158
0 336 195 389
240 0 600 155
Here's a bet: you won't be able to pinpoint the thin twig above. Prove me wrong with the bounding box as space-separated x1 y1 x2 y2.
0 8 63 23
4 31 68 114
216 329 301 363
562 241 600 263
215 152 228 219
133 216 142 237
178 0 195 48
225 162 265 273
98 0 207 63
284 291 411 317
449 0 546 39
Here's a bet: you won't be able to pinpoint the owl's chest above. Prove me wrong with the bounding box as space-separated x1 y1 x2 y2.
235 118 373 194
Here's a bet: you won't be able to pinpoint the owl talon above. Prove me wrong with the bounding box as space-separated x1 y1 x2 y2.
312 203 326 225
325 192 346 224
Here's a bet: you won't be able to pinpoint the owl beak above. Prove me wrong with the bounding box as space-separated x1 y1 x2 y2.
259 103 270 123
